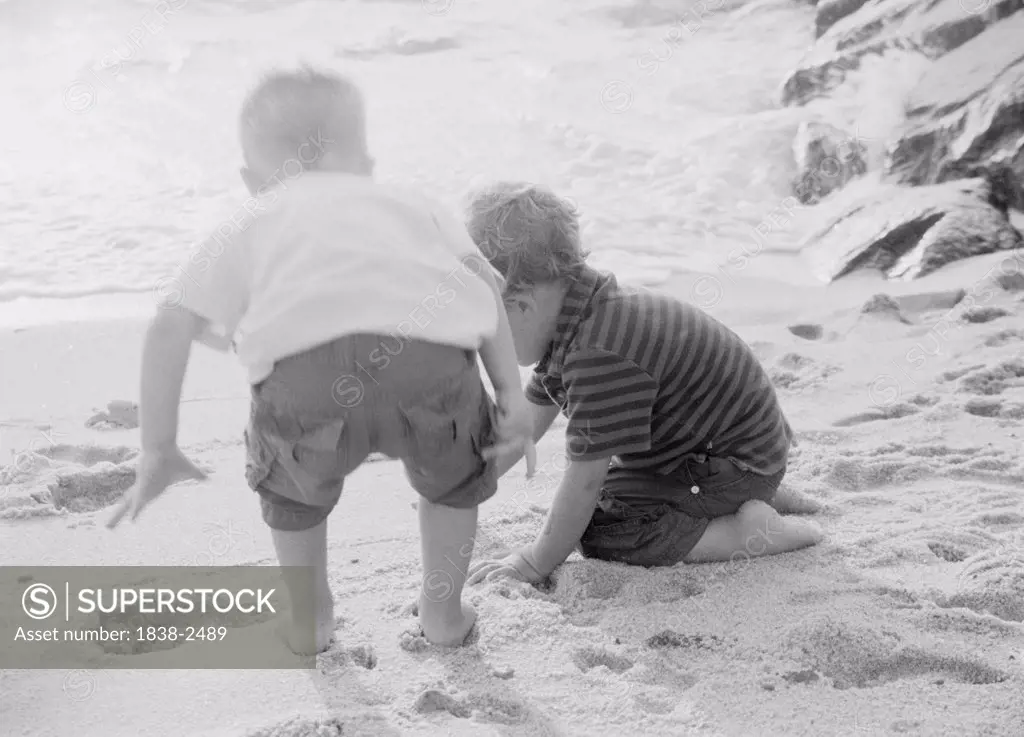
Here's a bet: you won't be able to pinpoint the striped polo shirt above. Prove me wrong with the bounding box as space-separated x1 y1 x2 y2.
525 266 793 476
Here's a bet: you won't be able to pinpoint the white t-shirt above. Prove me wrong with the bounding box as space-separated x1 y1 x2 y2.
172 172 499 384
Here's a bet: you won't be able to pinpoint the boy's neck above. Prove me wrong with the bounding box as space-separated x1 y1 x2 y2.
536 282 570 344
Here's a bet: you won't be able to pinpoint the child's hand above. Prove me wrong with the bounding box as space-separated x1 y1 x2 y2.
483 391 537 477
467 546 546 585
106 446 207 529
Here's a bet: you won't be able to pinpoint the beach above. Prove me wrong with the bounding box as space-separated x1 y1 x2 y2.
2 0 1024 733
2 256 1023 736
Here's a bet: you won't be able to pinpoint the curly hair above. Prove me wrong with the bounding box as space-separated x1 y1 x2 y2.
465 182 589 295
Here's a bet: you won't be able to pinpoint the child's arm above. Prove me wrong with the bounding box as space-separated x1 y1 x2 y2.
108 229 249 529
140 308 204 451
472 260 520 401
525 457 610 574
471 260 537 474
494 402 560 477
469 348 658 584
467 457 609 584
106 308 209 528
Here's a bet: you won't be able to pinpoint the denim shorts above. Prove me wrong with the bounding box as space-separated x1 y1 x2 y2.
578 455 785 567
244 333 498 531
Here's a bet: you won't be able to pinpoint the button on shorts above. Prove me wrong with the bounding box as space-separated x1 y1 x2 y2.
578 455 786 566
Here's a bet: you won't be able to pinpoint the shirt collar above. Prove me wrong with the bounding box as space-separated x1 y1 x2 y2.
536 264 608 376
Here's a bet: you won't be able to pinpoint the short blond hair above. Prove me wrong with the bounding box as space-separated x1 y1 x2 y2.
239 66 366 171
465 182 589 294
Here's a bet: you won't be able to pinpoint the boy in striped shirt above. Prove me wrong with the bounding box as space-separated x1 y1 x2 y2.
465 183 822 583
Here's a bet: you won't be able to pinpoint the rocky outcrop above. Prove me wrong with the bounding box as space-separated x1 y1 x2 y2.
781 0 1024 107
885 13 1024 212
815 0 870 37
801 177 1022 282
792 121 868 204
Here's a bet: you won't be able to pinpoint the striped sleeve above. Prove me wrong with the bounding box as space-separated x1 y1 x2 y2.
525 373 556 406
562 348 658 461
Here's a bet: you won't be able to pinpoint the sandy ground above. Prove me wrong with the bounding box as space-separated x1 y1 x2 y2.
1 253 1023 737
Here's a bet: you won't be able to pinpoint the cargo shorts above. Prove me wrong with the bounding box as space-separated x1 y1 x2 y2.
578 455 786 566
244 333 499 531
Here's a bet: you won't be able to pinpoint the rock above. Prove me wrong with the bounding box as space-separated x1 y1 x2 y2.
860 294 911 323
780 0 1024 107
85 400 139 430
792 121 868 204
891 289 965 313
989 253 1024 291
815 0 870 38
886 13 1024 211
789 323 825 340
801 177 1023 282
888 194 1024 280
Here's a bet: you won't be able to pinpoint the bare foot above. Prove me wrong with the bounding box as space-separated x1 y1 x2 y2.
771 484 824 515
687 500 824 563
278 597 336 656
737 500 824 550
419 600 477 647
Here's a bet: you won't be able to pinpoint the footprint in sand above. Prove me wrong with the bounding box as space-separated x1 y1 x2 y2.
50 463 137 513
571 645 634 674
413 688 527 725
832 403 919 427
243 716 345 737
645 630 723 652
956 359 1024 395
784 616 1007 689
949 547 1024 623
941 363 987 382
983 328 1023 347
963 397 1024 420
960 306 1010 324
929 541 969 563
318 642 378 671
964 398 1003 418
1 444 139 518
398 622 480 654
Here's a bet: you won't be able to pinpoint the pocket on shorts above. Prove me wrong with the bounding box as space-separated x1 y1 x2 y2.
289 420 348 481
244 423 275 491
698 456 755 493
398 373 472 464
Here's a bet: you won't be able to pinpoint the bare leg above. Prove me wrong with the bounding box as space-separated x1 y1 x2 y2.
417 498 477 646
271 521 335 655
685 500 823 563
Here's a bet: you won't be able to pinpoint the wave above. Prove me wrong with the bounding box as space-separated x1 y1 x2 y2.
0 282 155 304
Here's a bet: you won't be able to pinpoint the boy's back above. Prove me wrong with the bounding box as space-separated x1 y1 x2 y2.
178 173 498 384
526 266 793 477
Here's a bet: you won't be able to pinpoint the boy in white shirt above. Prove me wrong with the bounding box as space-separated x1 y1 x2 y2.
107 67 536 652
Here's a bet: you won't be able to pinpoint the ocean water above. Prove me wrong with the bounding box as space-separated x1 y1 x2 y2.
0 0 929 319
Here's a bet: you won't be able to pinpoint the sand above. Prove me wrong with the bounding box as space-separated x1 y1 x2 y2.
1 255 1023 736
